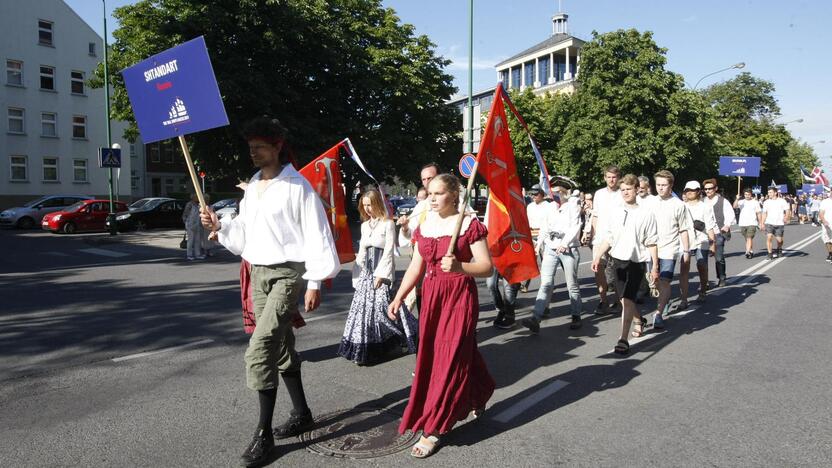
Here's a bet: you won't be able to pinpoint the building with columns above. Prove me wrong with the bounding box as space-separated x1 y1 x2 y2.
495 12 583 95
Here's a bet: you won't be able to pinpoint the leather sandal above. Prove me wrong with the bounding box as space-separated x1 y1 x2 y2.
411 434 440 458
631 316 646 337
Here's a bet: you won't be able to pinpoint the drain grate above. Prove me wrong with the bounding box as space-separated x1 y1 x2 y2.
299 407 418 459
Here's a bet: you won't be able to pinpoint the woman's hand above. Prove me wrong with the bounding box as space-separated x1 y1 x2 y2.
441 254 461 273
387 297 402 320
373 277 384 289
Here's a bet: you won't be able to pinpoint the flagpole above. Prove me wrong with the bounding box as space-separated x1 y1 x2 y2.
178 135 207 210
446 0 476 257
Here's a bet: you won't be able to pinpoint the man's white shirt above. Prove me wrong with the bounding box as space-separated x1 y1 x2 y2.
737 199 761 227
592 187 623 247
217 164 340 290
704 194 736 230
762 198 789 226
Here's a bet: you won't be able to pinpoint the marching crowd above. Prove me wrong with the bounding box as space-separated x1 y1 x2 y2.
199 117 832 466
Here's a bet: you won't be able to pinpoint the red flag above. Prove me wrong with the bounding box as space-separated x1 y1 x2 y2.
300 142 355 264
476 83 539 283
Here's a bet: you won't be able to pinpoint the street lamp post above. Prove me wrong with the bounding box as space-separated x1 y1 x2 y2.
781 118 804 125
692 62 746 90
103 0 116 235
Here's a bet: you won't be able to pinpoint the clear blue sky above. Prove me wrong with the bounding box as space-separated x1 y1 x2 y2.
68 0 831 168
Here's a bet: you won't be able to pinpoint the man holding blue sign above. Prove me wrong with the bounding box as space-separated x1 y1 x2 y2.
201 118 340 467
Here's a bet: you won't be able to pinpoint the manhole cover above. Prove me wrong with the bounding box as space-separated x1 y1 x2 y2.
300 407 419 459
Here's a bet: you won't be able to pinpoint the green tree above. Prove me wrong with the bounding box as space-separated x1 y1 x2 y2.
702 73 802 189
91 0 460 186
555 29 719 191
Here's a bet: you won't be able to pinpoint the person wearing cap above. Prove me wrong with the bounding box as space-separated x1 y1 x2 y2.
522 184 549 293
679 180 717 309
588 165 624 314
522 176 584 333
591 174 659 354
702 178 736 287
761 186 790 259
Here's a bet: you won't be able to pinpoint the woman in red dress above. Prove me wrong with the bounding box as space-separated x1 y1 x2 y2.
388 173 495 458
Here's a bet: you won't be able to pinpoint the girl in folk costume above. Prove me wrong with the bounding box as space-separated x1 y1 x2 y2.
339 188 418 365
388 174 495 458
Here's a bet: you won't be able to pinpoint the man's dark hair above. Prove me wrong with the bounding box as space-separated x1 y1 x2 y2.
604 165 621 176
743 187 753 194
242 117 293 166
421 162 441 173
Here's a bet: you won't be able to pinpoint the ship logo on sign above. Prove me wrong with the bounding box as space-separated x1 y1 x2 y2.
162 98 190 126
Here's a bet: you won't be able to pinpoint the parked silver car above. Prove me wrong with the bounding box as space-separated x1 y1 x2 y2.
0 195 92 229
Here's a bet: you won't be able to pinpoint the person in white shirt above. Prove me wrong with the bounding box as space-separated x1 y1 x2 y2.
340 188 418 365
680 181 717 308
588 165 624 314
397 163 439 247
702 178 736 287
201 118 340 466
592 174 658 355
522 176 584 333
733 188 763 258
810 195 822 225
761 186 791 259
819 195 832 262
521 184 549 293
636 175 656 205
644 170 691 330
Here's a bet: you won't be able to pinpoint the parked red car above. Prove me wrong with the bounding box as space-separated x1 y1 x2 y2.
42 199 128 234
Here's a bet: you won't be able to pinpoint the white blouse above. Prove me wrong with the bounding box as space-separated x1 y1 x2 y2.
217 165 340 290
355 218 396 282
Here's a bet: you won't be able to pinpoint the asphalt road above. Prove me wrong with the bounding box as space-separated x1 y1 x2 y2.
1 223 831 467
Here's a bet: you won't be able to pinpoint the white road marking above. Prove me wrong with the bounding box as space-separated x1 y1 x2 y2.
727 231 822 285
78 248 130 258
111 338 214 362
491 379 569 423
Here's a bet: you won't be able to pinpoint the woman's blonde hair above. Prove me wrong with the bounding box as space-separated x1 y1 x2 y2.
358 188 389 221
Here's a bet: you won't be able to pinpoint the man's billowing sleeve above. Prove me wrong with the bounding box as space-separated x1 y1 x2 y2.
300 184 340 290
218 197 247 256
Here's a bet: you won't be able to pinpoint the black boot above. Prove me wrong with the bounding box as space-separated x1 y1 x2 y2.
495 303 516 329
240 428 274 467
273 371 314 439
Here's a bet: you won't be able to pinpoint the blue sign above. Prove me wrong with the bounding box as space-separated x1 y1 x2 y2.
802 184 825 195
769 184 788 194
458 153 476 179
752 186 762 195
99 147 122 168
719 156 761 177
121 36 228 144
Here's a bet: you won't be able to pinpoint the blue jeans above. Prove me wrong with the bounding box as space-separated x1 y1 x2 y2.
487 269 519 316
533 247 582 319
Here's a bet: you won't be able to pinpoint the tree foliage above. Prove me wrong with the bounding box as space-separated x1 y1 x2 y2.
91 0 460 185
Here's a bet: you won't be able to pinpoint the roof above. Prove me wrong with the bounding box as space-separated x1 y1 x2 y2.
495 34 584 68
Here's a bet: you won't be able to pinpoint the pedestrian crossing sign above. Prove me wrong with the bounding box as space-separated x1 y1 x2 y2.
99 148 122 168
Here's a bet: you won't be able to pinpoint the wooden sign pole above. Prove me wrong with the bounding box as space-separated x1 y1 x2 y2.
178 135 207 210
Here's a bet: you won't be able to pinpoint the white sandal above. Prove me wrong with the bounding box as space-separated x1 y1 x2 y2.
410 434 440 458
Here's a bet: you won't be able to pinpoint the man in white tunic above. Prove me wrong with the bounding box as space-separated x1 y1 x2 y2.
761 186 791 259
589 165 624 313
201 118 340 467
702 178 736 287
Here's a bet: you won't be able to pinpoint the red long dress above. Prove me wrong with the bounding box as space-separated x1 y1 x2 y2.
399 218 495 435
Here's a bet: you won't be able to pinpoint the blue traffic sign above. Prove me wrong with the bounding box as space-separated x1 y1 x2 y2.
99 148 122 168
458 153 477 179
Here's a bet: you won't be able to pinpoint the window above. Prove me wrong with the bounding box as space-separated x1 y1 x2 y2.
499 69 509 84
88 42 96 56
39 66 54 90
41 112 57 137
38 20 53 46
149 143 160 162
6 60 23 86
131 170 139 189
130 143 137 158
538 56 550 83
8 108 25 133
10 155 27 181
73 159 87 182
164 177 174 194
510 67 521 90
524 61 535 86
164 142 174 163
71 71 84 94
42 157 58 181
72 115 86 138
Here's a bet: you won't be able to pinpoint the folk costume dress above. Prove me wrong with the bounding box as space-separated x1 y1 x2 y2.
399 215 495 436
338 218 418 365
